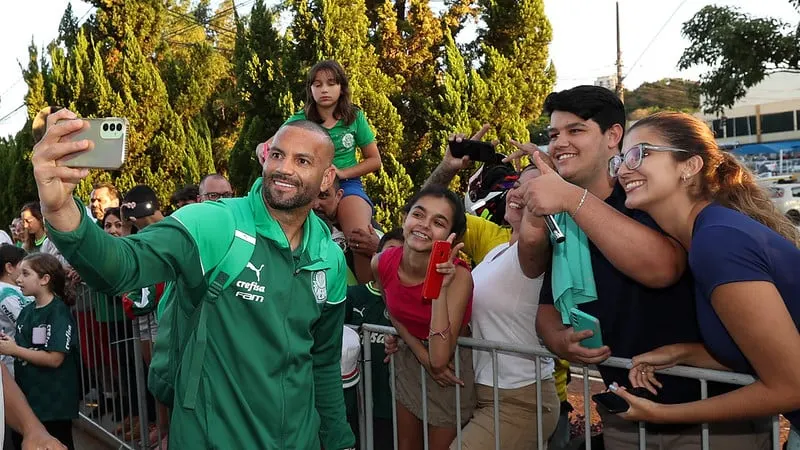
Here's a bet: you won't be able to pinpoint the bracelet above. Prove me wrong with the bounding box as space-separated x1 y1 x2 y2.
428 323 451 341
572 188 588 217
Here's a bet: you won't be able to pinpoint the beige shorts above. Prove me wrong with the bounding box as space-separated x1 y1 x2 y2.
600 409 772 450
452 379 560 450
394 341 476 429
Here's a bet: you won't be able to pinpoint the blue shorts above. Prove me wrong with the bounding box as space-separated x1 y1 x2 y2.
339 177 374 212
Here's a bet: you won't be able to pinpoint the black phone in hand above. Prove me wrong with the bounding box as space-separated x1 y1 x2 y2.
592 387 658 415
450 140 498 163
592 392 629 414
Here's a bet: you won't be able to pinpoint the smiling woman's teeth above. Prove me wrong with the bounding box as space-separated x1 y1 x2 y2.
557 154 576 161
508 202 522 209
412 231 429 240
625 181 645 190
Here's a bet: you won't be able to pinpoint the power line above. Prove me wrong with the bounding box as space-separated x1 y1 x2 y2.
165 8 237 38
164 0 253 41
623 0 688 80
0 77 24 99
76 6 93 26
0 104 26 124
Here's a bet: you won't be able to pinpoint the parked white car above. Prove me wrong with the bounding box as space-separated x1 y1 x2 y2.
766 183 800 225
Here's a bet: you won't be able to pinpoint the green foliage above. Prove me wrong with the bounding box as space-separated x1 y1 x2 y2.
679 4 800 114
624 78 700 119
7 0 555 231
228 0 294 193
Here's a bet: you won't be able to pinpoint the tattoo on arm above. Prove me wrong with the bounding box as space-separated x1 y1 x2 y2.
423 164 459 190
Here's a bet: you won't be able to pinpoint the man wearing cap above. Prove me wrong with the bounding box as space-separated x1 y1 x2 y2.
31 109 355 449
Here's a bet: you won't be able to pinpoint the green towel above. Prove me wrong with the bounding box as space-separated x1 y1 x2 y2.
550 212 598 324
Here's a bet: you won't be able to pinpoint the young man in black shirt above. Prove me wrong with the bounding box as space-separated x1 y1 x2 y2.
517 86 770 449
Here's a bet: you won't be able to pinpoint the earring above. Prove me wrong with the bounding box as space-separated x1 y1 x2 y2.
682 174 689 182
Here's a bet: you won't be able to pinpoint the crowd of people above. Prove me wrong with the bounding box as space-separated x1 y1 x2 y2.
0 58 798 450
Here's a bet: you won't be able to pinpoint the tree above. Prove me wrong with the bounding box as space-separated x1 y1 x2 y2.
373 0 444 187
679 3 800 113
58 3 80 49
434 30 476 192
472 0 556 145
623 78 700 118
228 0 295 193
321 0 413 229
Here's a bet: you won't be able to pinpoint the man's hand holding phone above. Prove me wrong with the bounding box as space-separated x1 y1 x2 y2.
553 326 611 365
32 109 91 233
444 124 492 171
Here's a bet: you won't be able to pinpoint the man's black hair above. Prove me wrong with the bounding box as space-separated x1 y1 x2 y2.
378 228 404 252
543 85 626 149
171 184 199 205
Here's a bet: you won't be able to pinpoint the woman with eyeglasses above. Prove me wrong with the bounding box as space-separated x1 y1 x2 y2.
605 111 800 447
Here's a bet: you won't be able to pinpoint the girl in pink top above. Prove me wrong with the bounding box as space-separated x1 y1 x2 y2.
373 185 475 450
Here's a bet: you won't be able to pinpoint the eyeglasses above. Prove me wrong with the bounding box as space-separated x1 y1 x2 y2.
608 143 690 177
202 192 234 201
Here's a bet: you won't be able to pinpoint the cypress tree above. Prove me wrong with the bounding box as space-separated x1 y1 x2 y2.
228 0 294 193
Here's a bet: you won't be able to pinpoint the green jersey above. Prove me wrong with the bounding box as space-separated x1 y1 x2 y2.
47 179 354 450
284 109 375 171
14 298 79 422
344 282 393 420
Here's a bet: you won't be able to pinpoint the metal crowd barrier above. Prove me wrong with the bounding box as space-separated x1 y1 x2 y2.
359 323 782 450
72 283 168 450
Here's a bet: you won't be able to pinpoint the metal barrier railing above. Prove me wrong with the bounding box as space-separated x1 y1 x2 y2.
359 323 781 450
72 283 168 450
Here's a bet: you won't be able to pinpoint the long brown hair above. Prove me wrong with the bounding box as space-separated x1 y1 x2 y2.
20 202 44 252
629 112 800 246
22 253 67 302
304 60 357 125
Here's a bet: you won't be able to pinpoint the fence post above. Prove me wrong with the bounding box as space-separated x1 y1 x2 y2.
454 345 462 450
583 366 591 450
492 349 500 450
700 379 709 450
535 358 543 450
131 325 149 450
421 364 429 450
361 328 374 450
390 354 398 450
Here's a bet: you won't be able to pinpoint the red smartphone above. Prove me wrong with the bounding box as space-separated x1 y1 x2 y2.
422 241 452 300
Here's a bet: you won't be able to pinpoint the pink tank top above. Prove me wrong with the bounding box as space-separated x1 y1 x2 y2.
377 246 472 340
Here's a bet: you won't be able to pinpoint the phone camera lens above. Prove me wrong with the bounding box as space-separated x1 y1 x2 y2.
103 123 109 131
116 123 123 131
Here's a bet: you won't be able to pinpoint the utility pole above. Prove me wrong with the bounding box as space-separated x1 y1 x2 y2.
615 1 624 102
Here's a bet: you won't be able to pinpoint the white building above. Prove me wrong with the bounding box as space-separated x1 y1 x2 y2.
695 72 800 157
594 75 617 92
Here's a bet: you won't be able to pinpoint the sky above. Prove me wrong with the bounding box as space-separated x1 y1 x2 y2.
1 0 798 137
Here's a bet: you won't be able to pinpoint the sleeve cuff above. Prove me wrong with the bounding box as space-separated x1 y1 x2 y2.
44 197 95 252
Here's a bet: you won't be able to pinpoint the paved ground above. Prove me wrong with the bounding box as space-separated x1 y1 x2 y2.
74 425 116 450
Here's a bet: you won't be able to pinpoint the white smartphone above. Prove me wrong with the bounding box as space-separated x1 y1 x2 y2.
59 117 128 170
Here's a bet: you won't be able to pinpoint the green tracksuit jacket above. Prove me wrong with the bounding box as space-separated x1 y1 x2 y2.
47 179 355 449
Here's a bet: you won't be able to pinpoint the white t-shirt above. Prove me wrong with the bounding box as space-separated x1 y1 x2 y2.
470 241 555 389
40 238 71 269
0 231 12 246
0 282 30 376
